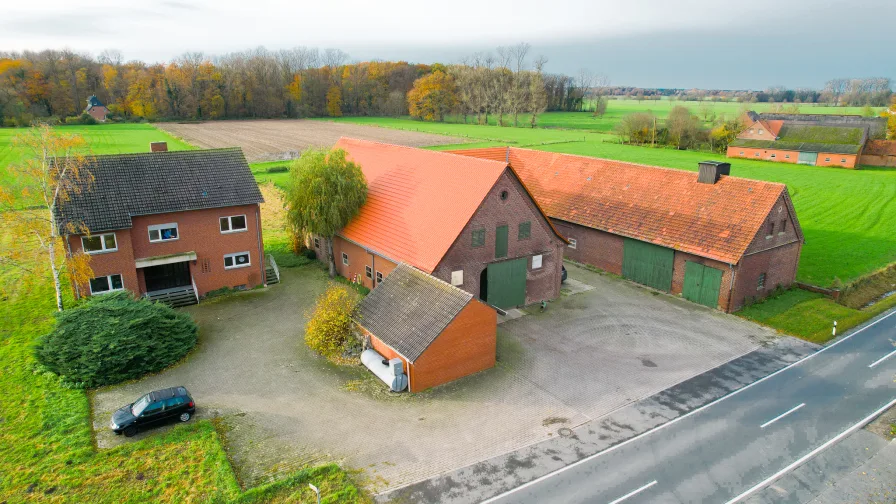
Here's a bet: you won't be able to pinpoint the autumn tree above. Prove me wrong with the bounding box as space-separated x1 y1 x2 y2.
0 124 93 310
285 148 367 278
407 70 458 122
666 106 700 149
326 85 343 117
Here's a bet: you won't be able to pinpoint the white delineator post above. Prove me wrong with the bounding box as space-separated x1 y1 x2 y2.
832 320 837 338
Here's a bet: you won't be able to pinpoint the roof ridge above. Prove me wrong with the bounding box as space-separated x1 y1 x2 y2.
337 136 508 167
86 147 242 159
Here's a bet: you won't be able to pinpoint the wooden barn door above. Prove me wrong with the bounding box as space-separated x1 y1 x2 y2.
622 238 674 292
682 261 723 308
486 258 527 309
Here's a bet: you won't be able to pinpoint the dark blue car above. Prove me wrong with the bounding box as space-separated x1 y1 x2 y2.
110 386 195 437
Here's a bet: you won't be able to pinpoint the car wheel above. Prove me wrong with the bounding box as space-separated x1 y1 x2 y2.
123 426 137 437
179 412 191 422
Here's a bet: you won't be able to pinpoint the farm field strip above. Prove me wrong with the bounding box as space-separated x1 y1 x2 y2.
154 119 467 162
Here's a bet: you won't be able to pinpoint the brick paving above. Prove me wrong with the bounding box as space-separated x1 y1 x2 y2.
92 262 782 494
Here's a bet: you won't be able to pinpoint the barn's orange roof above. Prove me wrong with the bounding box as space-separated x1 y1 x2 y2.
448 147 789 264
334 138 508 273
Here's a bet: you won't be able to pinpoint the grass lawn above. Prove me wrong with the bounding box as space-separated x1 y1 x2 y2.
327 116 896 289
0 123 193 190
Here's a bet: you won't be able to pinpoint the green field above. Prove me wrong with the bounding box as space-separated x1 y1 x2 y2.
323 116 896 289
441 99 884 133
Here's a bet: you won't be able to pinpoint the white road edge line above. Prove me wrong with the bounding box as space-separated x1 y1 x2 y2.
726 397 896 503
869 348 896 368
478 308 896 504
607 480 658 504
760 403 806 429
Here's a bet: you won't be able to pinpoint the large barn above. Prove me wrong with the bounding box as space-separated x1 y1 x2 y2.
311 138 567 310
450 147 804 312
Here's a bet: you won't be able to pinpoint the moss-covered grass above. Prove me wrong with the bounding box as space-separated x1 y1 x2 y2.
737 288 896 344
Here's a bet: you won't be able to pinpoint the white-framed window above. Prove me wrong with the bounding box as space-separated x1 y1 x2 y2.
224 251 251 269
568 238 577 250
342 252 349 265
770 154 776 158
749 129 754 134
532 254 543 269
365 265 372 279
754 152 760 157
376 271 383 284
451 270 463 286
89 273 123 294
785 154 790 159
148 223 178 242
840 158 846 163
219 215 247 234
739 151 744 155
825 157 831 162
81 233 117 254
758 129 764 134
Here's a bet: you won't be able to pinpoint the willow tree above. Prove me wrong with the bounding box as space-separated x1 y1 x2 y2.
0 124 94 311
285 148 367 278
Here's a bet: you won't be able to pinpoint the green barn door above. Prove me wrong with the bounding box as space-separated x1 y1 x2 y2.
486 258 527 309
797 151 817 165
495 225 508 258
682 261 723 308
622 238 674 292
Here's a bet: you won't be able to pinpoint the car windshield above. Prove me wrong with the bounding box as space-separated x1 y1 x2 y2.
130 394 151 416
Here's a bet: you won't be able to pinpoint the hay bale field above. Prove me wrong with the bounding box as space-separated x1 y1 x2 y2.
154 119 466 161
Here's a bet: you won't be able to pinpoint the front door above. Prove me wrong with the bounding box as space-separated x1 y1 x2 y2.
486 257 527 309
143 262 191 292
682 261 723 308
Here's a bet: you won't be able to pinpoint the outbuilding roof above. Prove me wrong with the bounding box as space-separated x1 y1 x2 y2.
86 95 105 108
334 138 509 273
449 147 792 265
355 263 473 362
56 148 263 232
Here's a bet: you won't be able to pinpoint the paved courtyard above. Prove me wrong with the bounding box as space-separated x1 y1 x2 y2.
92 262 782 494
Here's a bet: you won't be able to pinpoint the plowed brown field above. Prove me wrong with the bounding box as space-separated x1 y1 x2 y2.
155 119 465 161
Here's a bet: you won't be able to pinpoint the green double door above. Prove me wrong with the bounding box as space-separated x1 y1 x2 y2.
682 261 723 308
486 257 527 309
622 238 674 292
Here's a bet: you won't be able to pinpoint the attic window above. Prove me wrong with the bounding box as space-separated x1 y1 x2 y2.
758 129 764 134
472 229 485 248
500 190 509 201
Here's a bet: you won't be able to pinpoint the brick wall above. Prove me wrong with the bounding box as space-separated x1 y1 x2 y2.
738 121 778 141
432 169 565 306
70 204 265 297
366 299 496 392
86 106 108 122
324 236 398 290
671 251 734 310
732 241 802 311
859 154 896 167
551 220 623 275
727 146 858 168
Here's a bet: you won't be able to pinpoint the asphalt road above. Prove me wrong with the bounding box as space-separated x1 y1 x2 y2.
485 309 896 504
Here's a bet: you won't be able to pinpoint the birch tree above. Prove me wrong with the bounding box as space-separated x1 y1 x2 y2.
0 124 94 310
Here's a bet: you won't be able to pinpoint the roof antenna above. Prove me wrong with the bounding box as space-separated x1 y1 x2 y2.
505 146 510 164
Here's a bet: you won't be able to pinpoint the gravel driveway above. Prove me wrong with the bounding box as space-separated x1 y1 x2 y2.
92 262 779 494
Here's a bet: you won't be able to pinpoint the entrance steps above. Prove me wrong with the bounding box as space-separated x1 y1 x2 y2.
144 285 198 308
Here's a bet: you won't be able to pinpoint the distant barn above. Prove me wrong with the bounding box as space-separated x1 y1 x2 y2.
85 95 110 122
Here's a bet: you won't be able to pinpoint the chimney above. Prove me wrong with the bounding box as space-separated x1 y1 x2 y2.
150 141 168 153
697 161 730 184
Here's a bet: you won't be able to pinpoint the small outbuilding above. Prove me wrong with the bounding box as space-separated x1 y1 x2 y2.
85 95 110 122
355 263 497 392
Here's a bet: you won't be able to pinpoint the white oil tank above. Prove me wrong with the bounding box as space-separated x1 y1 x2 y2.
361 349 408 392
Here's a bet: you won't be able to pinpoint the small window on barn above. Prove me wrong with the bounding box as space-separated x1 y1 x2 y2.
224 251 251 269
365 265 372 279
749 129 754 134
755 152 760 157
314 238 320 249
220 215 247 233
568 238 577 249
767 222 775 236
739 151 744 155
89 274 123 295
342 252 349 266
82 233 117 254
757 273 766 290
825 157 831 162
148 223 179 242
770 154 776 158
785 154 790 159
451 270 463 286
758 129 764 134
518 221 531 240
779 219 787 234
472 228 486 248
500 190 509 201
532 254 543 269
841 158 846 163
376 271 383 284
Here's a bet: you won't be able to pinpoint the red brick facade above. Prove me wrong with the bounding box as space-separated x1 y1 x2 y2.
727 146 859 168
366 298 496 392
70 204 266 298
86 106 109 122
549 191 802 312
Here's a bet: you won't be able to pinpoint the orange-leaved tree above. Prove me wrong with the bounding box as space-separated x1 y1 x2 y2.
326 86 343 117
0 124 94 310
407 70 457 122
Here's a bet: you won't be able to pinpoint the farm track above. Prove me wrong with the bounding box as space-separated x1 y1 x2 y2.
154 119 467 161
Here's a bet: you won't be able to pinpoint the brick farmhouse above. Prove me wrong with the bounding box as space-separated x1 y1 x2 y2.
727 111 889 168
355 263 496 392
84 95 110 122
451 147 804 312
313 138 567 310
56 144 269 306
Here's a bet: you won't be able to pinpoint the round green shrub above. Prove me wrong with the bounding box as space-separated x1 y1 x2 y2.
35 292 198 387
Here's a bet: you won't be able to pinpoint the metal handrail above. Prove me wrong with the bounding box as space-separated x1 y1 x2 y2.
266 254 280 283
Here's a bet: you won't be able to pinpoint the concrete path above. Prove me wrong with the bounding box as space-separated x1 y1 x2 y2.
479 308 896 504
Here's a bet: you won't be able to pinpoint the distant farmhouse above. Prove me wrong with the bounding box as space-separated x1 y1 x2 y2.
56 143 272 307
451 148 804 312
311 138 567 310
727 111 889 168
84 95 110 122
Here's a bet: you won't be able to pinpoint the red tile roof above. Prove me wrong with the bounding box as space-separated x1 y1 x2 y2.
448 147 790 264
334 138 508 273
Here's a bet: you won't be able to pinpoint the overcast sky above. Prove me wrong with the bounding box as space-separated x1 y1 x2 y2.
2 0 894 89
